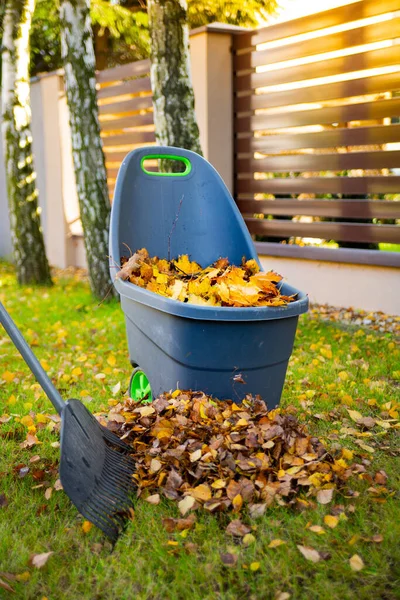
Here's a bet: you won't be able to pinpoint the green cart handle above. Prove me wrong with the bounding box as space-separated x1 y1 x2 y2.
140 153 192 177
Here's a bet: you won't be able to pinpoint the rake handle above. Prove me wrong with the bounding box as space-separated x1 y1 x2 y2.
0 301 65 414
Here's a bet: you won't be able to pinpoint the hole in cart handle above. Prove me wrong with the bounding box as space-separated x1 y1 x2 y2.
140 154 192 177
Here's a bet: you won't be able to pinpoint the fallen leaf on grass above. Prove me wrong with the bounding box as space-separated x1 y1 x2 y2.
324 515 339 529
226 519 251 537
308 526 325 534
243 533 256 546
82 521 93 534
54 479 63 491
29 552 53 569
275 593 291 600
297 545 321 563
0 577 15 593
0 494 8 508
349 554 364 571
371 534 383 543
44 488 52 501
145 494 160 505
250 562 260 571
220 553 238 567
316 489 334 505
178 496 196 516
162 514 196 533
268 539 286 548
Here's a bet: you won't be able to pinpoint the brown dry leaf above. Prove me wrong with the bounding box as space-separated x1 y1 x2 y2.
374 470 388 485
162 513 196 533
349 554 365 571
145 494 160 505
54 479 63 491
371 534 384 543
0 577 15 594
0 494 8 508
226 519 251 537
317 488 334 505
297 545 321 563
220 553 238 567
275 593 291 600
44 487 52 501
29 551 53 569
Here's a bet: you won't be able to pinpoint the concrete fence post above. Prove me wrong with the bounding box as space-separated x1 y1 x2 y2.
189 23 247 193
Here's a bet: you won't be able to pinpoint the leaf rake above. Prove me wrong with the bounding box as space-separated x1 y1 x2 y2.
0 301 136 543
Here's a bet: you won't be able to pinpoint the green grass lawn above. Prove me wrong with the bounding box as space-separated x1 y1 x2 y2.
0 263 399 600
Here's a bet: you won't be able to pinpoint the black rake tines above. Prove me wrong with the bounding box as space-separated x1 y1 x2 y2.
79 442 137 542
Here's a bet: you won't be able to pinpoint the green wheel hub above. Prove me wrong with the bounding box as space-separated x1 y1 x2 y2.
129 368 152 403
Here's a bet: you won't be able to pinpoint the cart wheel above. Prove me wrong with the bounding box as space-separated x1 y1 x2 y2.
129 368 152 403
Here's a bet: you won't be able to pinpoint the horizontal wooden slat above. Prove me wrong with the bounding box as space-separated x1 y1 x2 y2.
97 77 151 100
235 150 400 173
254 241 400 267
236 199 400 219
234 0 400 49
99 95 153 116
101 130 156 147
245 217 400 243
236 175 400 194
236 97 400 132
235 46 399 92
235 72 400 112
235 18 400 71
104 150 134 162
97 60 150 84
236 124 400 153
100 113 153 132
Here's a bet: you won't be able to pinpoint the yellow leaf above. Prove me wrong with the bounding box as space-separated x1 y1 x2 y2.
16 571 30 582
35 414 48 424
211 479 226 489
324 515 339 529
250 562 260 571
107 355 116 366
235 419 248 428
243 533 256 546
232 494 243 512
174 255 201 275
72 367 82 377
348 534 360 546
138 406 155 417
24 402 33 411
7 394 17 406
342 448 354 461
347 409 363 422
21 415 34 427
167 540 179 546
171 389 181 398
190 484 211 502
268 539 286 548
338 371 349 381
190 449 202 462
320 347 332 359
2 371 15 383
77 355 87 362
178 496 196 516
82 520 93 534
349 554 364 571
80 390 91 397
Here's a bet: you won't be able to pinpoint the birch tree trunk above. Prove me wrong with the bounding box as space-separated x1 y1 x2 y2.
147 0 202 169
1 0 52 286
60 0 113 299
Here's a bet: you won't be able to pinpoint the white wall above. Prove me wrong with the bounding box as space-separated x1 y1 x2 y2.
259 255 400 316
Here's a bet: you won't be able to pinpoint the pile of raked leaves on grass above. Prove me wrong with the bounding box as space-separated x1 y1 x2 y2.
116 248 295 307
104 391 390 536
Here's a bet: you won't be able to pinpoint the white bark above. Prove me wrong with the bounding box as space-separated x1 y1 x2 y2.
60 0 113 299
148 0 202 163
1 0 52 285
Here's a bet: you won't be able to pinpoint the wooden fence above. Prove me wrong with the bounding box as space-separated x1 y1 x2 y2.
233 0 400 265
96 59 155 198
